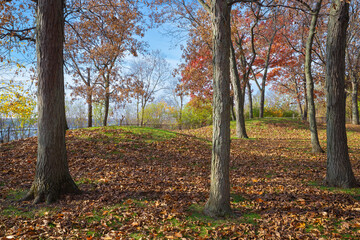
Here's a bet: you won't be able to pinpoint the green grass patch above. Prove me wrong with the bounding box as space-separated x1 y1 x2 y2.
0 205 57 219
121 126 178 142
240 213 261 225
74 126 178 143
5 188 27 201
76 178 99 185
187 203 260 225
308 181 360 200
1 206 34 218
231 194 247 203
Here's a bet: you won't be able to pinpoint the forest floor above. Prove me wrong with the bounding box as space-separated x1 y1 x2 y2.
1 118 360 239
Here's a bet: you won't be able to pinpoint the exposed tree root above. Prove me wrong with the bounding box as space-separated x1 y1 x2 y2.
21 177 81 204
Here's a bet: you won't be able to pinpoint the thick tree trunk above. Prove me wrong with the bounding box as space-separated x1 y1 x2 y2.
24 0 80 204
351 76 359 125
230 42 248 139
324 0 357 188
305 0 324 153
247 81 253 119
203 0 232 218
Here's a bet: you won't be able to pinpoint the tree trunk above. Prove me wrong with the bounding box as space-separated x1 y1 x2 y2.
87 68 92 128
103 75 110 127
303 79 308 120
295 80 303 117
230 42 248 139
259 88 265 118
203 0 232 217
324 0 357 188
305 0 324 153
258 35 275 118
24 0 80 204
136 98 140 126
230 96 236 121
351 75 359 125
247 81 253 119
179 94 183 130
141 105 145 127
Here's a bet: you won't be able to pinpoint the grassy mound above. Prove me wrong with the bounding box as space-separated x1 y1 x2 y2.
1 120 360 239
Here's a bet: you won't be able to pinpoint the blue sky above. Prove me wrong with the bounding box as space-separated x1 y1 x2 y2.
137 24 186 68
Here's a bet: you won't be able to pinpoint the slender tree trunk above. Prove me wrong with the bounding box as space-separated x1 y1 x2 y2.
247 81 253 119
87 68 92 128
259 36 275 118
141 105 145 126
303 79 308 120
305 0 324 153
179 95 183 130
230 96 236 121
136 98 140 126
351 74 359 125
295 80 303 117
103 76 110 127
24 0 80 204
230 42 248 138
203 0 232 218
259 88 265 118
324 0 357 188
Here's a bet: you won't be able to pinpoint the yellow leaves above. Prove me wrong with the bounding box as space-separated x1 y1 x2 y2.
295 222 306 229
0 83 36 120
251 178 260 183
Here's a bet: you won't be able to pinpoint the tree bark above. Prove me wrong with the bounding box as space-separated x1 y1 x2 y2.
247 81 253 119
230 96 236 121
230 41 248 139
305 0 324 153
351 74 359 125
324 0 357 188
303 79 308 120
203 0 232 217
295 80 303 117
87 68 92 128
24 0 80 204
103 75 110 127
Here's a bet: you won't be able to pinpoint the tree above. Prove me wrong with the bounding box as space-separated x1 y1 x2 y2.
0 82 36 141
324 0 357 188
23 0 80 204
347 0 360 125
129 51 171 126
230 5 261 138
252 6 283 118
65 0 144 127
302 0 324 153
197 0 232 217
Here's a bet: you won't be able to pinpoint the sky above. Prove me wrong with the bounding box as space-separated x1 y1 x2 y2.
142 26 185 68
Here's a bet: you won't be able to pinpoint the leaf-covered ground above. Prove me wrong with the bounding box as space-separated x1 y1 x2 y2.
1 119 360 239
